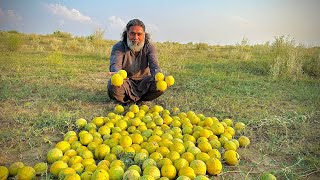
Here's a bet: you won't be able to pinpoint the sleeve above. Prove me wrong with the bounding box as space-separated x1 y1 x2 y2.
147 43 161 76
109 42 124 72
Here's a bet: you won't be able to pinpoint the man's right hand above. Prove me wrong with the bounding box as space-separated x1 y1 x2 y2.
107 72 117 76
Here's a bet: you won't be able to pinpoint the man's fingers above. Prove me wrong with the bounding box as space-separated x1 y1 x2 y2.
107 72 117 76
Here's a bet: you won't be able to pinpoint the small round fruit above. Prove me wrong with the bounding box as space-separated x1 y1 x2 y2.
235 122 246 131
81 171 93 180
155 72 165 81
165 76 175 86
156 80 167 91
224 141 237 151
111 73 124 87
91 169 109 179
95 144 111 160
76 118 87 129
178 166 195 180
222 118 233 127
108 166 124 180
33 162 47 175
123 169 140 180
118 70 127 79
143 166 161 179
64 173 81 180
50 161 68 176
211 123 224 135
189 160 206 176
0 166 9 180
114 105 125 114
92 117 105 127
260 173 277 180
55 141 71 153
223 150 240 166
142 159 157 170
161 164 177 179
80 133 93 145
120 135 132 148
238 136 250 147
206 158 222 175
176 176 191 180
58 167 76 179
9 162 24 176
17 166 35 180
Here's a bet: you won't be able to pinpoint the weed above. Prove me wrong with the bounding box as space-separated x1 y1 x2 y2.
87 28 105 41
47 50 63 65
49 37 63 51
52 30 72 39
270 36 305 80
7 34 22 51
195 42 209 50
302 51 320 78
65 39 80 52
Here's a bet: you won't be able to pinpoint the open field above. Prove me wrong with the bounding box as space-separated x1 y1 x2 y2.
0 31 319 179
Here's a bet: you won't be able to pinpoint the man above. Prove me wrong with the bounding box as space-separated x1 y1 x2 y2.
107 19 164 105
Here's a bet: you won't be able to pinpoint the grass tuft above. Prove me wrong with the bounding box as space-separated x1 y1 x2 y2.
7 34 22 51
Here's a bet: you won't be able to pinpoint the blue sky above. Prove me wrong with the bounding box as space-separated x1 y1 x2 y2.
1 0 319 46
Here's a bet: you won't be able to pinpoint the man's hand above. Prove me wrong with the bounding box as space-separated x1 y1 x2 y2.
108 72 128 80
107 72 117 76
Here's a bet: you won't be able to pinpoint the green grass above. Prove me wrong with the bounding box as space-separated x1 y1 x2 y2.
0 31 319 179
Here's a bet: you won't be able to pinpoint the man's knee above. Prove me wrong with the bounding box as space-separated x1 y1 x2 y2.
107 80 126 103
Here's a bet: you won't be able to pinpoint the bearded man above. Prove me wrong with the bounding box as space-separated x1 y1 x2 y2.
107 19 164 105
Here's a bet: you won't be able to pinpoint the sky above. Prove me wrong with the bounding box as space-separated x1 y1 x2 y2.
0 0 320 46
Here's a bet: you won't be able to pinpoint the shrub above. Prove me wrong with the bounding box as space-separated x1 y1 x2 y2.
8 30 20 34
236 37 252 60
50 38 63 51
65 39 80 52
52 30 72 39
87 28 105 41
302 50 320 78
7 34 22 51
47 51 63 65
269 36 304 79
195 43 209 50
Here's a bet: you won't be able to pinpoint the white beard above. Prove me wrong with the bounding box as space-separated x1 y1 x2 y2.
127 36 145 52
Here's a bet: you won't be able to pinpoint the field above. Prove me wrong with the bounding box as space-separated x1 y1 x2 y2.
0 30 319 179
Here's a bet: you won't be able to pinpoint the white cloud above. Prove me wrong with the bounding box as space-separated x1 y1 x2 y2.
107 16 159 33
232 16 249 25
108 16 126 29
146 23 159 33
47 4 92 23
0 8 22 27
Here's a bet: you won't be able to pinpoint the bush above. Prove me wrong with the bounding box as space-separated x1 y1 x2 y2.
195 43 209 50
7 34 22 51
302 50 320 78
269 36 304 79
65 39 80 52
235 37 253 60
49 38 63 51
47 51 63 65
8 30 20 34
52 30 72 39
87 28 105 41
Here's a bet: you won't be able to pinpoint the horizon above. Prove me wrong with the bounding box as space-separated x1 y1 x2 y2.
3 29 317 48
1 0 319 46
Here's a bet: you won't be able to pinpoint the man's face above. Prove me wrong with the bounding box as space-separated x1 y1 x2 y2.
127 25 145 52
